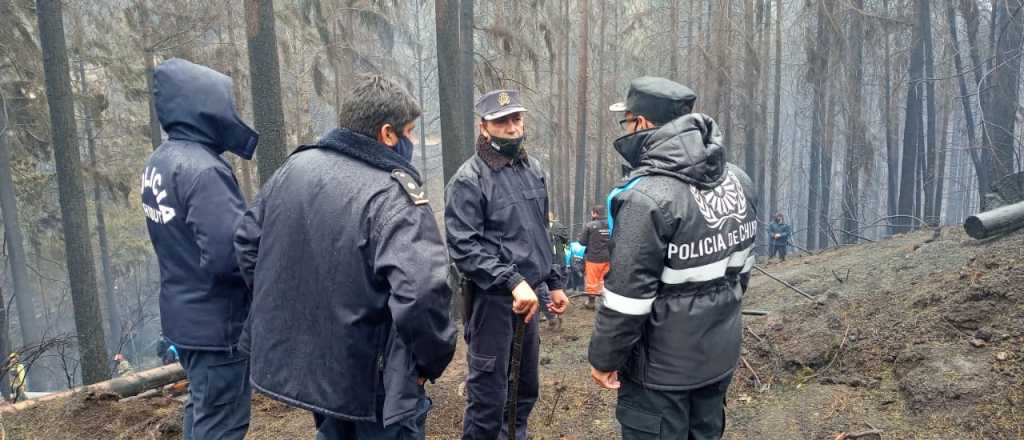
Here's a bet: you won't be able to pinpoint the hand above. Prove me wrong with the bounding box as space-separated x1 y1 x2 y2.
591 367 620 389
511 281 540 323
548 289 569 315
417 377 427 386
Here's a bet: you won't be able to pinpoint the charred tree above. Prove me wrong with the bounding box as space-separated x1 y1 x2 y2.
841 0 866 243
244 0 287 185
896 0 928 233
436 0 474 184
572 0 590 232
35 0 110 384
76 54 122 353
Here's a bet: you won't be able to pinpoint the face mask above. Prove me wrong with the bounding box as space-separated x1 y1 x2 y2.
489 133 527 158
612 128 656 169
226 115 259 160
395 135 414 163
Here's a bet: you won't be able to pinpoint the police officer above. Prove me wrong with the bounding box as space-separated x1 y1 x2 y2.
141 58 256 440
445 89 570 439
588 77 758 440
234 76 456 439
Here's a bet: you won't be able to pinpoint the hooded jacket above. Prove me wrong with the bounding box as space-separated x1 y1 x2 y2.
588 114 758 390
141 58 256 351
233 129 456 426
445 136 564 295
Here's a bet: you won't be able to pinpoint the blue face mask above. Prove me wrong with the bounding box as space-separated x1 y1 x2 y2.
395 135 414 163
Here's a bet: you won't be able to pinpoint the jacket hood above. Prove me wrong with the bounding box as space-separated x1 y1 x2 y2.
632 113 727 189
294 128 422 183
153 58 258 157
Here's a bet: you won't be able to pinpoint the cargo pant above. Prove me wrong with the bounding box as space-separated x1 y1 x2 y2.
178 348 252 440
616 374 732 440
462 291 540 440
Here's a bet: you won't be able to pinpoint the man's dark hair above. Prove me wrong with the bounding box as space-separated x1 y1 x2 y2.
592 205 606 217
337 75 422 140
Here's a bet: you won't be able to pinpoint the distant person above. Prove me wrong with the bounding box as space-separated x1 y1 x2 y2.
590 77 758 440
579 206 611 309
7 353 26 403
156 334 179 365
566 241 587 293
114 353 135 376
141 58 255 440
234 75 456 439
768 213 791 262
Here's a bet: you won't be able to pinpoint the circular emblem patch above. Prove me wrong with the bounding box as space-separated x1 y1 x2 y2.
497 92 511 106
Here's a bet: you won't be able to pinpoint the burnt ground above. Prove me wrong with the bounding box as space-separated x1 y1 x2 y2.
2 227 1022 439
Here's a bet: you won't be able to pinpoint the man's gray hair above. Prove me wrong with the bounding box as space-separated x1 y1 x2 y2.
338 75 421 140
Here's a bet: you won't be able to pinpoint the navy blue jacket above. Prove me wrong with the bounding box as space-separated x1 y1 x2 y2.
141 58 256 351
445 137 564 295
234 129 456 426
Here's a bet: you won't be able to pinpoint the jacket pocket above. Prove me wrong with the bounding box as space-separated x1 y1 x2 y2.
206 356 248 406
616 403 661 439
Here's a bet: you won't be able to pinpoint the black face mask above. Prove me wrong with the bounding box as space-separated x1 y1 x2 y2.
612 128 657 169
489 133 527 158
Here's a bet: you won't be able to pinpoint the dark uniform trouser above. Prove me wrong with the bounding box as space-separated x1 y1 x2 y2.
178 348 252 440
463 292 540 440
616 375 732 440
769 243 787 261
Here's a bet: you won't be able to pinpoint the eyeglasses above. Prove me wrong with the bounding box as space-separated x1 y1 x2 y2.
618 117 638 130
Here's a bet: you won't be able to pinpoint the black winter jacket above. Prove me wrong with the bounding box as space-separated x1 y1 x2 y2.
234 129 456 426
141 58 255 351
588 114 758 390
579 219 610 263
445 137 564 294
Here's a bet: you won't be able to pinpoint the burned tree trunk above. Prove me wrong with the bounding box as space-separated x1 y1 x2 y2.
35 0 110 384
244 0 288 185
0 92 46 389
76 56 123 353
896 0 928 233
768 0 782 219
841 0 866 243
986 0 1024 183
435 0 474 185
594 0 608 207
572 0 590 232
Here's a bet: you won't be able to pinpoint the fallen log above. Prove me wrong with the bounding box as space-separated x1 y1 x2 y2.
964 200 1024 239
0 363 184 414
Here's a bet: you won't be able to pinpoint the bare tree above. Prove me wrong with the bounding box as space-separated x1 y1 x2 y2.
572 0 590 232
245 0 288 184
0 91 47 389
436 0 474 184
34 0 110 384
841 0 866 243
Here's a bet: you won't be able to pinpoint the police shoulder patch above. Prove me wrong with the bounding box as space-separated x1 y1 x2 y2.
391 169 429 205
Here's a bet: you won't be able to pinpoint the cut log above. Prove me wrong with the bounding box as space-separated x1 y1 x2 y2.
964 200 1024 239
0 363 184 413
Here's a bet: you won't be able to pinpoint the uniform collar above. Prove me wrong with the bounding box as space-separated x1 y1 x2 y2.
475 135 528 170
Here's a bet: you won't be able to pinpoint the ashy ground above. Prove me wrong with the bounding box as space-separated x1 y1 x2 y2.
2 227 1022 439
